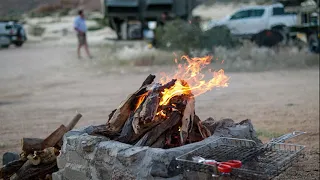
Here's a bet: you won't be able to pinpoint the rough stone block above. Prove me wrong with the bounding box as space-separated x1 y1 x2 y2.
63 163 89 180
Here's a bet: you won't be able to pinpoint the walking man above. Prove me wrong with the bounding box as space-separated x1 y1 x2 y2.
74 10 92 59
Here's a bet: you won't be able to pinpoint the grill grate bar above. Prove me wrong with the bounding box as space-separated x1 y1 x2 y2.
176 138 305 179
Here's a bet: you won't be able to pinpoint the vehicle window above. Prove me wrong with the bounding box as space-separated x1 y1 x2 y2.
230 10 250 20
5 25 12 30
250 9 265 17
273 7 284 15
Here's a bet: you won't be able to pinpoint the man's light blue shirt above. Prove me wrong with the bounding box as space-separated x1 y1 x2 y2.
74 16 87 33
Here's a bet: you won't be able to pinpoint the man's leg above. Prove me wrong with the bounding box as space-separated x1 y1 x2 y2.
77 44 82 59
84 44 92 58
83 34 92 58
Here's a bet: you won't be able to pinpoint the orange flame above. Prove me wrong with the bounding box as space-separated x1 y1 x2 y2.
135 93 148 110
159 55 230 105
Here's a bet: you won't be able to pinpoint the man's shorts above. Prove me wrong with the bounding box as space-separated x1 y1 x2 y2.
77 33 87 45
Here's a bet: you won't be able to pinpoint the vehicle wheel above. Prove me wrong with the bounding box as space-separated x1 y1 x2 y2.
253 30 283 47
272 26 288 45
14 42 23 47
308 34 319 53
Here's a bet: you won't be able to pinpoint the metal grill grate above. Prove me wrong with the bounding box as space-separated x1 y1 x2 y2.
176 138 305 179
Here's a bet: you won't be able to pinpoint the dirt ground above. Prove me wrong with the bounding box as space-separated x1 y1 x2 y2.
0 42 319 179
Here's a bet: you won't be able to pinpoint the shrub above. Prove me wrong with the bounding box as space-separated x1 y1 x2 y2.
29 4 63 17
28 25 45 36
155 19 240 54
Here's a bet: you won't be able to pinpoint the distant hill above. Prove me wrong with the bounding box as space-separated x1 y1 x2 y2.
0 0 101 16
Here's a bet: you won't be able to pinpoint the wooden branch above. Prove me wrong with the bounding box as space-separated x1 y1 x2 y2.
21 138 43 155
42 125 68 149
0 160 26 179
66 113 82 131
13 161 58 180
180 97 195 145
135 111 181 147
107 74 156 133
89 124 120 139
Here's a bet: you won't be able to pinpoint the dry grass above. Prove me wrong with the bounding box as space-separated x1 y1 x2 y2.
97 41 319 72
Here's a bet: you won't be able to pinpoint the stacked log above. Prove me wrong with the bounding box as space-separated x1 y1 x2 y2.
90 74 215 148
0 114 82 180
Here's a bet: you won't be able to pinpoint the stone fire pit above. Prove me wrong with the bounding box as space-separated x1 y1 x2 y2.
52 119 261 180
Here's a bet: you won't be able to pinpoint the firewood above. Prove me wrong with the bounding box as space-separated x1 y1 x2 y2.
66 113 82 131
90 124 120 139
107 74 156 133
0 160 26 179
42 125 68 149
188 115 204 143
116 112 136 143
150 134 166 148
12 160 58 180
21 138 43 155
132 90 160 135
152 79 177 93
132 79 179 136
135 111 181 147
201 118 234 135
198 117 214 138
27 147 59 166
180 97 195 145
27 154 41 165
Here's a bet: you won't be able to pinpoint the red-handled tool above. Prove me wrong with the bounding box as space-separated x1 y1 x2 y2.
204 160 242 173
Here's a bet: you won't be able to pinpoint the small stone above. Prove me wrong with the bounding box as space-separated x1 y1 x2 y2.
2 152 19 165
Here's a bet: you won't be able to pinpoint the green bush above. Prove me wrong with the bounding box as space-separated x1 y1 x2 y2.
155 19 240 54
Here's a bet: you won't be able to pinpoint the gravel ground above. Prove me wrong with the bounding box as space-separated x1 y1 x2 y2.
0 42 318 179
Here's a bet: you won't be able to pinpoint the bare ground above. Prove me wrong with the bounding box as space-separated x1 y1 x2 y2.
0 43 319 179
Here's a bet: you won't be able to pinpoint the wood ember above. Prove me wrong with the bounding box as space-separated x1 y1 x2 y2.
0 113 82 180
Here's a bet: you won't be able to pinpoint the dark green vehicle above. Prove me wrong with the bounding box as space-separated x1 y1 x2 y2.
101 0 199 40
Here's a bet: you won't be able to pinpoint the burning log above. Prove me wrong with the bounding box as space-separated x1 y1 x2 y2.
107 74 156 133
180 96 195 145
132 80 177 135
135 111 182 147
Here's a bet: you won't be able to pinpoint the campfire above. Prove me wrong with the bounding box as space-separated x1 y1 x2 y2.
91 55 230 148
